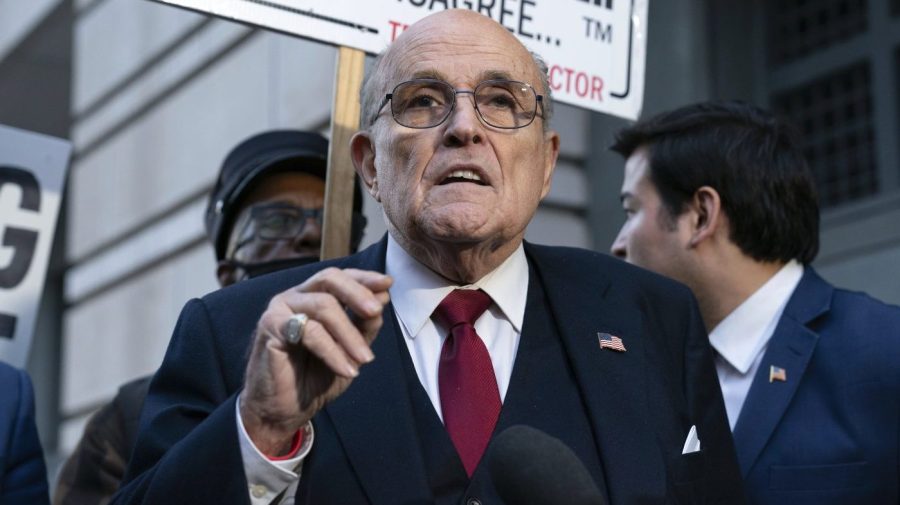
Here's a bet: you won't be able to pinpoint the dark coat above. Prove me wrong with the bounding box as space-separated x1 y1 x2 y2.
0 362 49 505
54 377 150 505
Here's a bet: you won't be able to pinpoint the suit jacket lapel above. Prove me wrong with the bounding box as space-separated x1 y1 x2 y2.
525 244 666 502
732 268 832 476
323 236 434 504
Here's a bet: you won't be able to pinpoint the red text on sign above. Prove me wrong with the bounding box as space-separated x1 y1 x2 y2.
389 20 410 41
548 65 603 101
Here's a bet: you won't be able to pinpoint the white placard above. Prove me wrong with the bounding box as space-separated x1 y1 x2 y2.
0 124 71 367
153 0 648 119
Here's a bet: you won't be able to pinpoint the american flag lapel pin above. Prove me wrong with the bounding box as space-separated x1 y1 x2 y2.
769 365 787 383
597 332 626 352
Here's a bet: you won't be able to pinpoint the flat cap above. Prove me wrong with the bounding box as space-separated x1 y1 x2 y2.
205 130 328 261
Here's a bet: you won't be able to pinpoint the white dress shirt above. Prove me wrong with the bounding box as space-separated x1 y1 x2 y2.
709 260 804 430
236 235 529 504
236 400 311 505
386 234 528 419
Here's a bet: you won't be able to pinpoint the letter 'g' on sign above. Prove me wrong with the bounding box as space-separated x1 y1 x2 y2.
0 124 70 365
0 165 41 342
0 166 41 290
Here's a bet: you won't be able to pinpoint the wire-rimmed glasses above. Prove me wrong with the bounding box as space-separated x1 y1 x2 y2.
380 78 544 129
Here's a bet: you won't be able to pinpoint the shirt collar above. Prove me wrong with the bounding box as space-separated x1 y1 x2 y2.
385 234 529 338
709 260 804 374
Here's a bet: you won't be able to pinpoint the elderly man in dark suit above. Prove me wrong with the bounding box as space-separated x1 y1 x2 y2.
112 9 744 505
0 361 50 505
611 100 900 504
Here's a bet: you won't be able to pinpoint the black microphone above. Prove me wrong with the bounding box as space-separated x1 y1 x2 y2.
488 425 606 505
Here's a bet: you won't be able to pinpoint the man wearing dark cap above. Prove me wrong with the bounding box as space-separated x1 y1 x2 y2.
54 130 366 505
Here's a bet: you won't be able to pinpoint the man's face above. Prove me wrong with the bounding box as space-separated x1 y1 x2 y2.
611 146 692 282
359 12 559 251
218 171 325 285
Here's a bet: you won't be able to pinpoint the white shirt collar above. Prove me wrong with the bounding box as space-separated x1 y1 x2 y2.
709 260 804 374
385 234 529 339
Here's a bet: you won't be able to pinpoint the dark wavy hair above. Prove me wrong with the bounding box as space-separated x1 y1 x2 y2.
611 100 819 264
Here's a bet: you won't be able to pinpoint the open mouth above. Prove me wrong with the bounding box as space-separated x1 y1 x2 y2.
439 169 489 186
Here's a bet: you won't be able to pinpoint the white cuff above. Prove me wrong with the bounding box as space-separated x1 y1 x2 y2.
236 398 314 504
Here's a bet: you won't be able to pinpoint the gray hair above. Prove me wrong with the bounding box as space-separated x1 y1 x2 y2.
529 51 554 130
359 50 554 132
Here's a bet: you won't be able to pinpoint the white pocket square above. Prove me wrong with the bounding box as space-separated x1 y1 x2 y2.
681 425 701 454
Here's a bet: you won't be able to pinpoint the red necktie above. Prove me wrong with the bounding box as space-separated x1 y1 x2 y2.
433 289 501 477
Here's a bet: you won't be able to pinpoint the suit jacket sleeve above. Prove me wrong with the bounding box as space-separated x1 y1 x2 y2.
109 298 251 505
0 366 50 505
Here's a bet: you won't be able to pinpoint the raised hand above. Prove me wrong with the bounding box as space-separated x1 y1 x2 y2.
239 268 392 455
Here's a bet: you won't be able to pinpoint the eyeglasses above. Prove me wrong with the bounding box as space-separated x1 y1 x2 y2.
380 79 544 129
232 202 323 254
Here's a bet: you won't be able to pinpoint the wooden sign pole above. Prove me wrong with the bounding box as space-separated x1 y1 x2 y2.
320 46 366 260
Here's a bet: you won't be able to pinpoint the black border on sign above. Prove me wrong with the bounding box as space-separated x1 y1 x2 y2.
148 0 382 54
609 0 634 99
239 0 379 34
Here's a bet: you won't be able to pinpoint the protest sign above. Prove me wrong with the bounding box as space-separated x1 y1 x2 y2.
0 124 71 367
154 0 648 119
152 0 649 257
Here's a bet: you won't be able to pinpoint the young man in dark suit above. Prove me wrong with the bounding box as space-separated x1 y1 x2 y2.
112 10 744 505
611 100 900 504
